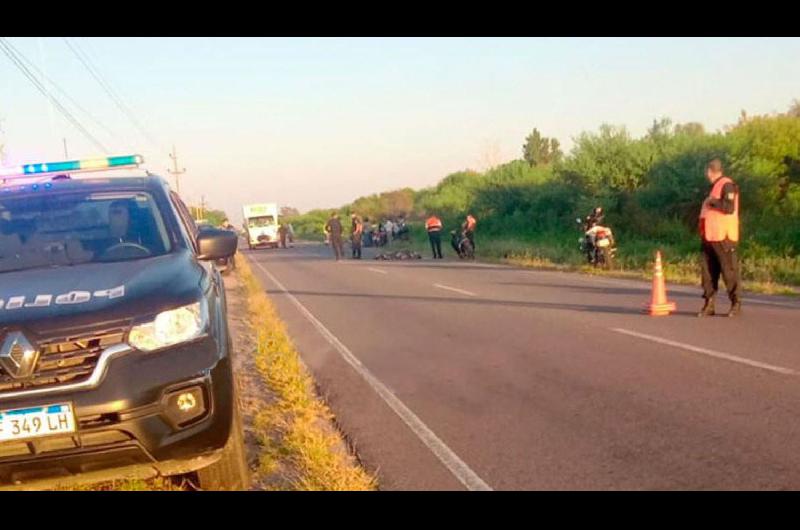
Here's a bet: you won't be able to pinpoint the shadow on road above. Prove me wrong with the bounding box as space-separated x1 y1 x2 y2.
493 280 699 299
265 289 657 316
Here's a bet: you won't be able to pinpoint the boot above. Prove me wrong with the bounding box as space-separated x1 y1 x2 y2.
697 297 715 317
727 298 742 317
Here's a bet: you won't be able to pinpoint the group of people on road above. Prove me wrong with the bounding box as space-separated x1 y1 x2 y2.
322 211 476 262
318 157 742 318
323 214 410 260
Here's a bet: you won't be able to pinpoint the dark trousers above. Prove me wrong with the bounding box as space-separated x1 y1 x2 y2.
352 237 362 259
701 240 740 301
428 230 443 259
331 235 344 260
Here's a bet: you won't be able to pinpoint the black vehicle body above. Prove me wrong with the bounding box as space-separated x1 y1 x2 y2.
0 175 241 489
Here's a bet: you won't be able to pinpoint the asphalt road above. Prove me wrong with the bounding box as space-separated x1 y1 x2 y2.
243 241 800 490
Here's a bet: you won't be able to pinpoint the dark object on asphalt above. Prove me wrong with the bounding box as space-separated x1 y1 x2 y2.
374 250 422 260
0 171 248 490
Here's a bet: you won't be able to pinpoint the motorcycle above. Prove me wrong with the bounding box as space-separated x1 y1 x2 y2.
451 230 475 260
577 217 616 269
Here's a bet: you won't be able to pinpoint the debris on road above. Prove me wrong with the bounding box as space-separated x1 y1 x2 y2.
374 250 423 260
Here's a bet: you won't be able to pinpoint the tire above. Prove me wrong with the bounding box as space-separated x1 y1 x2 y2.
461 240 474 260
196 398 250 491
603 249 614 270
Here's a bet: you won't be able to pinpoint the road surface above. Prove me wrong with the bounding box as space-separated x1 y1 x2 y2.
243 242 800 490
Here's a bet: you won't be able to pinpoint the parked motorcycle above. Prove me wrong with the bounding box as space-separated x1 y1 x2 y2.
577 217 616 269
451 230 475 260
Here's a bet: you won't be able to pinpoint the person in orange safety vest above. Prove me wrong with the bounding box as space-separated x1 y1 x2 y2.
425 215 444 259
698 158 741 317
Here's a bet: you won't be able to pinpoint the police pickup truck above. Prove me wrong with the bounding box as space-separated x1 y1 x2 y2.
0 155 247 489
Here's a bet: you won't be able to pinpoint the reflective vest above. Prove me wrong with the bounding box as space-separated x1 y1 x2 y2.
465 215 476 232
700 176 739 242
425 216 443 232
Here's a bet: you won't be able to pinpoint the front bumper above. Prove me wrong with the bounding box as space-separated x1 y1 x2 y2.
0 335 234 489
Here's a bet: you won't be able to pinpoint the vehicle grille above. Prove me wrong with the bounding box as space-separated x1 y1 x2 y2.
0 329 126 394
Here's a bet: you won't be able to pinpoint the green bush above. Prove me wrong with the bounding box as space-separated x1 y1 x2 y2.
289 107 800 286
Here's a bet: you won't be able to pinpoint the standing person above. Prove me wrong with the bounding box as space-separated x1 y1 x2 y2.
463 213 477 251
425 214 444 259
384 218 394 243
324 212 344 261
698 158 741 317
278 223 288 249
350 213 363 259
287 223 295 246
362 217 372 247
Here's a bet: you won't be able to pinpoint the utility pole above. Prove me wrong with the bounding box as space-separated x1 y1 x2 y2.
63 138 69 158
200 195 207 221
167 144 186 194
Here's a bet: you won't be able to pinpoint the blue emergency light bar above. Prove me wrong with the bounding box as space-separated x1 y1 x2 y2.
0 154 144 181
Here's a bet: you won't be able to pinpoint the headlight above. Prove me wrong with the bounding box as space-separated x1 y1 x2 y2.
128 301 208 352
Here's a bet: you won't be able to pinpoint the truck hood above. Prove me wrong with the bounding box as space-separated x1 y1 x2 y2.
0 251 206 334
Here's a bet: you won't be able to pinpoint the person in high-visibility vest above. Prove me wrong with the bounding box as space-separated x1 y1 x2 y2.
698 158 741 317
425 214 444 259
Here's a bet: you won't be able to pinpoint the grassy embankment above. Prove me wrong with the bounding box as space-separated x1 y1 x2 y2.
235 254 377 490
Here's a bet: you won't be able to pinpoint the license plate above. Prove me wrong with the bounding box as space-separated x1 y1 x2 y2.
0 403 76 443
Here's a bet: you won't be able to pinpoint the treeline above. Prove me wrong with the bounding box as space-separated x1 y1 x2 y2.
288 102 800 282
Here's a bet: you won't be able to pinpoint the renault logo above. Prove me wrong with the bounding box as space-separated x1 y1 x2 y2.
0 332 40 379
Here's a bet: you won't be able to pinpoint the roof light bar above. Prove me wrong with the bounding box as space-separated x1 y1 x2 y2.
0 154 144 181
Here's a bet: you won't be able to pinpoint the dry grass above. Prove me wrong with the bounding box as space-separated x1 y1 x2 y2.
53 477 191 491
235 254 377 491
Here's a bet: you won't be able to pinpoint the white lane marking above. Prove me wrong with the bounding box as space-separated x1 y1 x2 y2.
433 283 477 297
611 328 798 376
249 258 492 491
368 267 388 275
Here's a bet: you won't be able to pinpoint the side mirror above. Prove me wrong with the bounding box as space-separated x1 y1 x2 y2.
197 228 239 260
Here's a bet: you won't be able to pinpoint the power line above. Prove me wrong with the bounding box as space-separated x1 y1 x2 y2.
0 38 109 154
3 38 121 143
63 37 164 153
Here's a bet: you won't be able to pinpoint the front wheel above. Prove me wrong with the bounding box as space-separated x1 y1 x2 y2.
196 400 250 490
598 248 614 269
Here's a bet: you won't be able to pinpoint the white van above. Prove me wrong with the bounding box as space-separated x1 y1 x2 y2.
242 203 279 249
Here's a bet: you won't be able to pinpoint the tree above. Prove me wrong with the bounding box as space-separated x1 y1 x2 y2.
674 122 706 136
788 99 800 118
646 117 673 143
280 206 300 217
522 128 563 167
190 206 228 226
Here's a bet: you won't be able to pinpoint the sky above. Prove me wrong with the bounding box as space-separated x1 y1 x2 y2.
1 37 799 224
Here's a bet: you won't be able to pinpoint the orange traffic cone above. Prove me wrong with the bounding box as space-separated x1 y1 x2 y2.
645 250 676 316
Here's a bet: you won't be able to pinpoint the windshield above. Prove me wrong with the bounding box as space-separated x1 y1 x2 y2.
248 216 275 228
0 191 172 273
